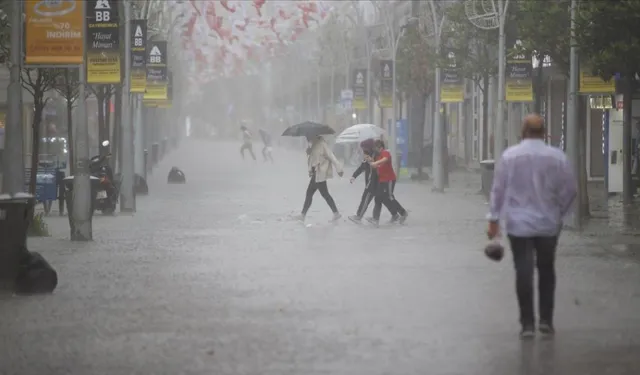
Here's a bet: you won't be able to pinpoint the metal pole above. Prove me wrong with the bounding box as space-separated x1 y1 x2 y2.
316 68 321 121
366 45 371 124
1 0 24 194
72 1 93 241
566 0 581 228
120 1 135 212
134 96 144 178
494 0 509 159
431 2 445 192
390 32 399 172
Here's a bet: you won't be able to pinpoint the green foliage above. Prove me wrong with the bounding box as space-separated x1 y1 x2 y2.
575 0 640 80
443 1 499 90
27 212 50 237
513 0 571 74
396 27 436 95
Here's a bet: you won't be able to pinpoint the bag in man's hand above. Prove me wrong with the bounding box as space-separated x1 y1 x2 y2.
484 239 505 262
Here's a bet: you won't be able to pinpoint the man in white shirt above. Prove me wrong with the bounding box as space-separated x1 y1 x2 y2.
487 114 577 339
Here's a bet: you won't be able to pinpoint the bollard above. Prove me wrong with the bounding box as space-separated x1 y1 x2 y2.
56 169 66 216
480 160 495 201
0 194 33 292
151 143 159 169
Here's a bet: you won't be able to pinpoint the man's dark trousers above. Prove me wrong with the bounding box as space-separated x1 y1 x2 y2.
507 235 559 327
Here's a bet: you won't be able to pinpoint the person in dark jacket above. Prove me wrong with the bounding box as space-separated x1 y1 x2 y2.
348 138 394 223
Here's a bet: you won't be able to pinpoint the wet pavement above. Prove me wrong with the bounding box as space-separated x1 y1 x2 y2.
1 139 640 375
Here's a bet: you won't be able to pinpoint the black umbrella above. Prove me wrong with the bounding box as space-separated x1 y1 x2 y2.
281 121 335 137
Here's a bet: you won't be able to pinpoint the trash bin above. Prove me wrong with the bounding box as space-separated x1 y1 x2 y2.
480 159 495 201
0 194 33 291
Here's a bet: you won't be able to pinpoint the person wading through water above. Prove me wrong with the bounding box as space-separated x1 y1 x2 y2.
349 138 395 223
294 135 343 222
487 113 577 339
367 139 408 226
240 124 256 161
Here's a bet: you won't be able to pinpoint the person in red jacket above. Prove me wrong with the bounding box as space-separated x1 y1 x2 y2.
367 139 408 226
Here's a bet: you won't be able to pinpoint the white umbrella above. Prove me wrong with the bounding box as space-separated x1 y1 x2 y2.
335 124 386 144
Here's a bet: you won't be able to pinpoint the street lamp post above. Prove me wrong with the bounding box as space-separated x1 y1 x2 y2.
120 0 135 212
465 0 510 159
2 0 24 194
390 29 404 173
426 0 447 192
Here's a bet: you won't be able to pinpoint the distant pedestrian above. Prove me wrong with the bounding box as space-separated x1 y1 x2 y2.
487 113 577 339
259 129 274 163
240 124 256 161
294 135 343 222
367 139 408 226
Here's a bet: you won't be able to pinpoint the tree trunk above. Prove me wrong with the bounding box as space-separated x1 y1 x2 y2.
66 99 75 176
410 92 427 177
105 87 112 147
578 97 590 217
29 95 44 196
533 53 545 114
443 104 449 187
97 85 106 154
622 75 634 204
481 72 489 160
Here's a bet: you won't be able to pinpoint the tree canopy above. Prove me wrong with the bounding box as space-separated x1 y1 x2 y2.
512 0 571 74
575 0 640 80
443 1 498 92
396 27 435 96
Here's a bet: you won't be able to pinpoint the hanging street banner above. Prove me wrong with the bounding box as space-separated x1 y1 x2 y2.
145 71 173 108
379 60 393 108
130 19 147 93
441 51 464 103
86 0 121 84
579 70 615 94
24 0 84 64
143 41 168 101
352 68 367 110
505 47 533 102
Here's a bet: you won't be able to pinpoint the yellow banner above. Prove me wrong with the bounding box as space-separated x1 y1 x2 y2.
379 95 392 108
87 52 121 84
441 84 464 103
131 69 146 93
143 83 168 100
579 71 615 94
143 99 171 108
506 78 533 102
352 98 367 110
25 0 84 64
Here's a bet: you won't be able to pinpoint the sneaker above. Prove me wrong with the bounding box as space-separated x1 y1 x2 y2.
388 214 400 223
292 213 306 222
539 322 555 335
348 215 362 223
331 212 342 222
399 212 409 224
520 325 535 339
366 217 380 227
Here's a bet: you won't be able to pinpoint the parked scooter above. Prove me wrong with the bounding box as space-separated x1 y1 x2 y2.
91 141 120 214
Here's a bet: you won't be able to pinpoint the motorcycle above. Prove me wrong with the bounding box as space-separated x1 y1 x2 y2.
91 141 119 215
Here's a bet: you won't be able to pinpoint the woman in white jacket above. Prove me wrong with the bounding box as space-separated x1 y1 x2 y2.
295 135 344 221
